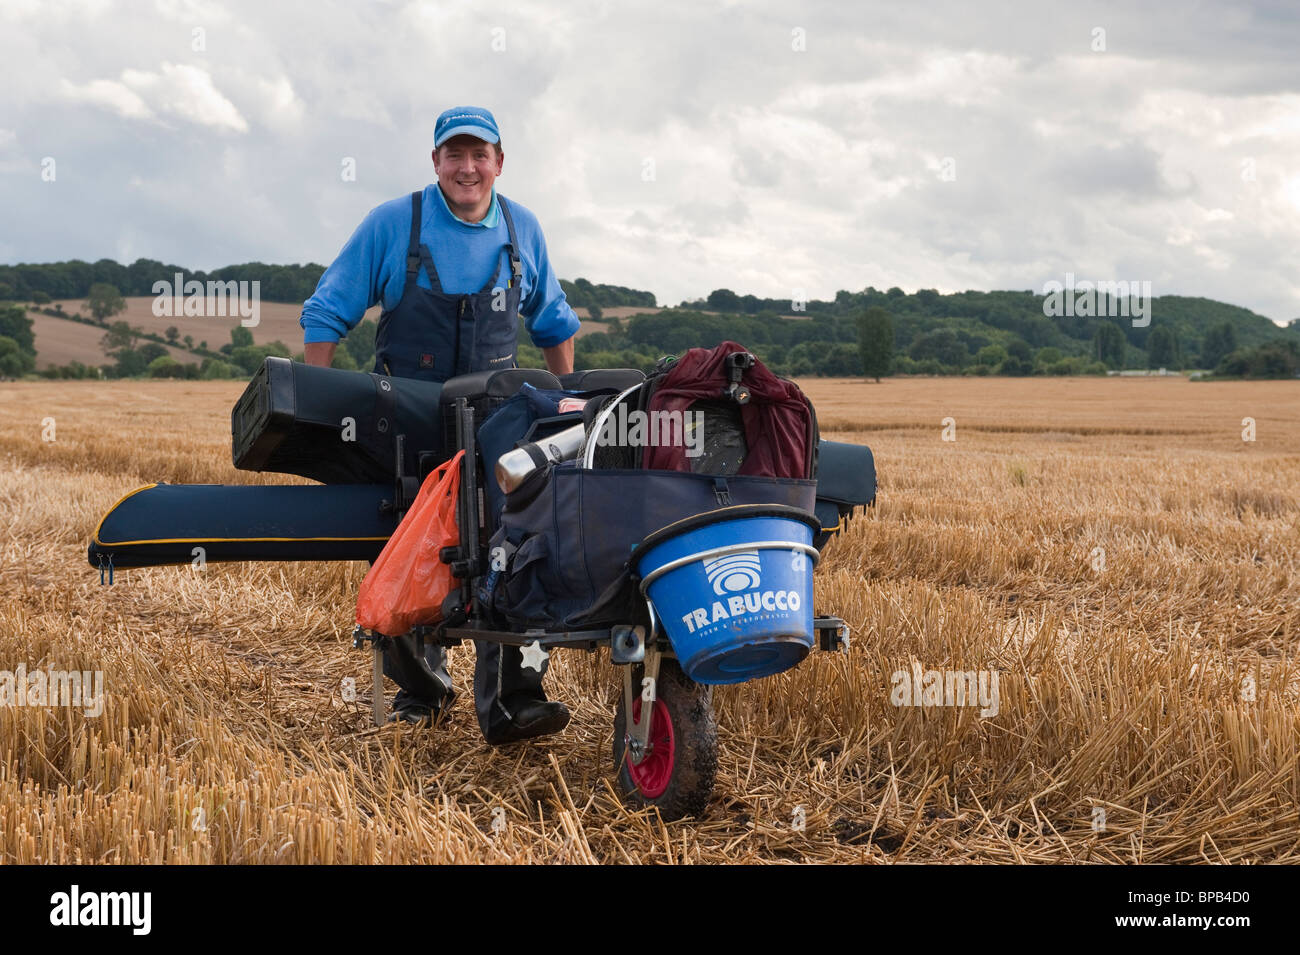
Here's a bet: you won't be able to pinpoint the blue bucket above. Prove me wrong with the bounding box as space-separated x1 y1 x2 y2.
634 505 821 685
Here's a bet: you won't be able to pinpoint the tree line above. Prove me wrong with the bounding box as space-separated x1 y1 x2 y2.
0 259 656 308
567 288 1300 379
3 266 1298 380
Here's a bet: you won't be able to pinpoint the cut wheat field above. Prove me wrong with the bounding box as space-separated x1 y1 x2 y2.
1 376 1297 864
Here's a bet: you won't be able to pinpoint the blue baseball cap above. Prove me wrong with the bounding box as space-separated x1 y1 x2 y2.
434 106 501 147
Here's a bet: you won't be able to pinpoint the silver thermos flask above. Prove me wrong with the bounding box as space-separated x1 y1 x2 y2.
495 422 588 493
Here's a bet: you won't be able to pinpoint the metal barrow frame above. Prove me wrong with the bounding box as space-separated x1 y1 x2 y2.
353 395 851 767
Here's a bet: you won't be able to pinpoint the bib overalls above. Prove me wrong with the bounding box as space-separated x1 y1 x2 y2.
375 189 552 739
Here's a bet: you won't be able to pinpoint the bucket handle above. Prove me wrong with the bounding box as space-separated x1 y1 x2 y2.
638 540 819 595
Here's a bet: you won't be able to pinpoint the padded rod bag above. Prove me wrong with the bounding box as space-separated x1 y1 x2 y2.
813 439 876 546
87 482 398 569
232 356 444 484
84 444 874 574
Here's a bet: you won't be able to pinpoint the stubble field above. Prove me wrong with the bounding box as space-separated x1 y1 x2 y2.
0 375 1297 863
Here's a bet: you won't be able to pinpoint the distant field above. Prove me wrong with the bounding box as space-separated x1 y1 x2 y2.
28 311 195 369
35 298 386 364
29 299 810 365
1 375 1296 863
31 298 644 364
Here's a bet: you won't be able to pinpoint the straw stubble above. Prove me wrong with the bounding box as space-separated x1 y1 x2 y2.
0 376 1296 863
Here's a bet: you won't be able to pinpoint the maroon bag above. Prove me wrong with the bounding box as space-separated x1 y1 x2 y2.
640 341 816 478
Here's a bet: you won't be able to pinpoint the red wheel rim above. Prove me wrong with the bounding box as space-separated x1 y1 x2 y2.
626 696 675 799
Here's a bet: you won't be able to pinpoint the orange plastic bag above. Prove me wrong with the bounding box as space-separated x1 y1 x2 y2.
355 450 465 636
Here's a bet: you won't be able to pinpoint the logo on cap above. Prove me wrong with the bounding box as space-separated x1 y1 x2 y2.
434 106 501 147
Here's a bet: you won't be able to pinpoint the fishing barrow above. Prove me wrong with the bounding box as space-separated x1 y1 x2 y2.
88 348 875 819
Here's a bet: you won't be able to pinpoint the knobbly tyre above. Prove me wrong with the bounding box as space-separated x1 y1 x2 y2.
87 343 876 821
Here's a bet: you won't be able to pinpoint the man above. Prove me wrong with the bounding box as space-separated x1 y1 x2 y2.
299 106 579 743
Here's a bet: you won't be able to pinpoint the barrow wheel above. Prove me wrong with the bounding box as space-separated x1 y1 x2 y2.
613 657 717 820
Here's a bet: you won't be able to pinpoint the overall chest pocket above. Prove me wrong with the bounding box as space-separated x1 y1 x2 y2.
471 297 519 370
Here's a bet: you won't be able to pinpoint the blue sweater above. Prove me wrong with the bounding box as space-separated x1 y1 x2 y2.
299 184 581 348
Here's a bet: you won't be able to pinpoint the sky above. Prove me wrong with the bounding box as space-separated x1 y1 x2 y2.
2 0 1299 323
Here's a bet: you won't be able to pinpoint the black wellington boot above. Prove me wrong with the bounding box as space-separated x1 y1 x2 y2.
474 640 569 743
382 630 455 724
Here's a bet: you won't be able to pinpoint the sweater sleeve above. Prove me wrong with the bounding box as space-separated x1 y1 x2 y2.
299 207 392 345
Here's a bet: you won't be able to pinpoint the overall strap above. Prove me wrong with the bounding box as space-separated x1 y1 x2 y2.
481 194 524 294
407 189 445 294
403 191 422 281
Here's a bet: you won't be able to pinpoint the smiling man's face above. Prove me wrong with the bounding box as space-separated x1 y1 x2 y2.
433 134 503 222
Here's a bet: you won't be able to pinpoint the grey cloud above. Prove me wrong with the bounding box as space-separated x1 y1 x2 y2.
1 0 1297 323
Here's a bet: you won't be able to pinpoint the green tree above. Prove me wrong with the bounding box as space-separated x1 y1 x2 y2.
1201 321 1237 370
1218 341 1299 378
1005 339 1032 363
344 318 377 368
1250 341 1299 377
998 356 1033 376
147 355 184 378
706 289 740 312
856 306 894 381
230 325 255 349
1093 321 1126 368
111 349 149 378
200 359 237 379
909 328 968 368
230 340 291 375
0 305 36 356
137 342 169 365
86 283 126 323
31 290 51 305
182 334 194 350
1034 346 1064 367
0 335 34 376
100 320 140 355
165 325 179 344
330 347 359 371
587 304 603 321
1147 325 1179 369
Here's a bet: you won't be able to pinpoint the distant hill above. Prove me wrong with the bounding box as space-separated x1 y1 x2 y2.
3 259 1297 378
30 298 380 359
564 289 1300 377
27 310 194 368
0 258 658 310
